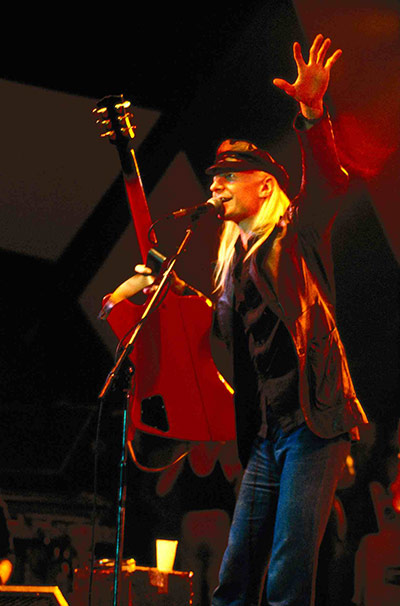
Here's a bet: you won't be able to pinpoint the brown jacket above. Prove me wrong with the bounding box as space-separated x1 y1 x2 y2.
215 112 368 466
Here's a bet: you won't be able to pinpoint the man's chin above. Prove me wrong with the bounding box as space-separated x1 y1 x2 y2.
221 203 236 221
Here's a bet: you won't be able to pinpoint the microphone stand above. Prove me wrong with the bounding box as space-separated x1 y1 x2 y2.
97 217 200 606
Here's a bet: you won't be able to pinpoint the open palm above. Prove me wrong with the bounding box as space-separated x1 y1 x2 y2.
273 34 342 118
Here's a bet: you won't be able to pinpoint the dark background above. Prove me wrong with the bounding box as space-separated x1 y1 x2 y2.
0 0 399 599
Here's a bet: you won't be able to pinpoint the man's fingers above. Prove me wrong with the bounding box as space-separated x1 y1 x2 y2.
293 41 306 68
325 48 342 69
273 78 296 97
308 33 324 63
135 264 153 275
316 38 331 64
143 284 157 295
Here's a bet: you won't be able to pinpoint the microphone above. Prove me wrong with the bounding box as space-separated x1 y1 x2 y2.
168 197 226 220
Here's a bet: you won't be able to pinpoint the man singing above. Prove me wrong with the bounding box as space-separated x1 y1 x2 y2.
207 34 368 606
123 33 368 606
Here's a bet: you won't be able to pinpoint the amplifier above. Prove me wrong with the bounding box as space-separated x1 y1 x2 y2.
0 585 69 605
72 561 194 606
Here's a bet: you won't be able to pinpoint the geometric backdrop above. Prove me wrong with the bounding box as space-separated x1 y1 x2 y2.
1 0 399 503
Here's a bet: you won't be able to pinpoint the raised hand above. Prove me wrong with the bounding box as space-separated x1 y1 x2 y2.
273 34 342 120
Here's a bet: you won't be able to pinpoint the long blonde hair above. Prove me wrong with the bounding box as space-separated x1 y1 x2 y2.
213 175 290 294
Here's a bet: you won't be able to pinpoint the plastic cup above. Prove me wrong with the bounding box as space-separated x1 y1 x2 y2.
156 539 178 572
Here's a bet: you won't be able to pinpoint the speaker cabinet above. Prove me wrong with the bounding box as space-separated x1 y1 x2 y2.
72 562 194 606
0 585 69 605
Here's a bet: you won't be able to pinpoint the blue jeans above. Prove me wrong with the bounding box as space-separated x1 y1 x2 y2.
211 415 350 606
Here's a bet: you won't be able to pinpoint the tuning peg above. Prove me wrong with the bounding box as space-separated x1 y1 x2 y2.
100 128 116 140
114 99 132 113
92 105 108 118
93 118 114 139
117 111 136 140
93 95 136 141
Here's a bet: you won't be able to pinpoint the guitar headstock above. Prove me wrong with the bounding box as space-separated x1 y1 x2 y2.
93 94 157 257
93 95 136 146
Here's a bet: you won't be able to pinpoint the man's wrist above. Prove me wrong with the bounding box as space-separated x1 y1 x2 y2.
294 103 327 131
299 101 324 121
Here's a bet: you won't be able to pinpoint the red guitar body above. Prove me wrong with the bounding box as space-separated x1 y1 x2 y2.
95 96 235 444
106 292 235 442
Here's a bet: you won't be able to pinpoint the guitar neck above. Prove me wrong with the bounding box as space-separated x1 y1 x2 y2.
94 95 157 264
121 143 156 263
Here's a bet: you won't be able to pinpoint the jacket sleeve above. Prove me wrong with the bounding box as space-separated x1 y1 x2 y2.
294 110 349 235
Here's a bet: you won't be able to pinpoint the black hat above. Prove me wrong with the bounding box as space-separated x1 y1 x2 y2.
206 139 289 191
